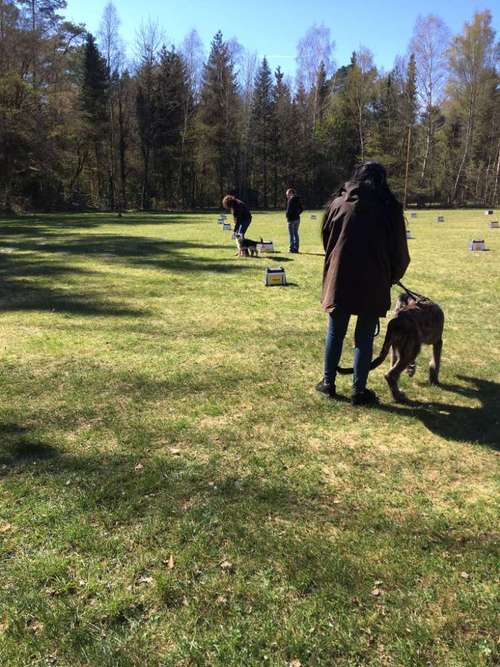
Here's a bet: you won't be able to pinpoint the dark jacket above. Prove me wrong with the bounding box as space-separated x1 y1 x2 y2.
321 182 410 317
232 199 252 226
286 194 303 221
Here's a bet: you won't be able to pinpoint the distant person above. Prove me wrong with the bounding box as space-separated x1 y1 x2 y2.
316 161 410 405
222 195 252 237
285 188 303 253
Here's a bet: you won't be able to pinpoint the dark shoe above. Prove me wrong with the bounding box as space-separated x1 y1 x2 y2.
315 380 336 398
351 388 379 406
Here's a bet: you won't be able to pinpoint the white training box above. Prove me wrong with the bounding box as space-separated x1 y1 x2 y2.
222 222 232 231
257 240 275 253
469 239 487 251
485 210 494 215
437 216 445 223
310 214 317 220
488 220 499 229
264 267 287 286
410 212 417 219
406 229 413 239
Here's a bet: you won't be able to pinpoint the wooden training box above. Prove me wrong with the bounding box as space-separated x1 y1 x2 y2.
485 210 494 215
469 239 487 251
257 241 275 253
310 214 317 220
437 216 445 223
488 220 499 229
264 267 287 286
406 229 413 239
410 212 417 219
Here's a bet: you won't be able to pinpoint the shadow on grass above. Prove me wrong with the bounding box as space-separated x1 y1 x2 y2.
0 255 145 317
13 213 211 228
0 424 58 464
0 228 252 276
0 219 255 317
375 375 500 451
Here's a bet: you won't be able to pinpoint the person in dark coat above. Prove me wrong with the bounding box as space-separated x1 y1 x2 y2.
222 195 252 236
285 188 304 253
316 161 410 405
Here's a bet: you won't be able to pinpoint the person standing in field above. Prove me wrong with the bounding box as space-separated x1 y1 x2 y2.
285 188 303 253
316 161 410 405
222 195 252 236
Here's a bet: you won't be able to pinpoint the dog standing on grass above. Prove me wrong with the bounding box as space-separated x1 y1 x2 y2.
235 233 259 257
337 288 444 403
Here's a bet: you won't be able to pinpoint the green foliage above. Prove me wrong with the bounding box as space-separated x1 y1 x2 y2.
81 34 109 130
0 7 499 209
197 30 240 202
250 57 273 206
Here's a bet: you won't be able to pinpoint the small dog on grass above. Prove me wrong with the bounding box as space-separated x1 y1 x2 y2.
235 233 259 257
337 289 444 403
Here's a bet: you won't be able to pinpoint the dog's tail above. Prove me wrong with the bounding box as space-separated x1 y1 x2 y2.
337 320 395 375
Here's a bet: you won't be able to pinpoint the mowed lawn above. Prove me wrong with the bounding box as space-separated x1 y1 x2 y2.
0 209 498 667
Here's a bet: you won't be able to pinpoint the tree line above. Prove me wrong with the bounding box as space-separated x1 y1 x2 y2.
0 1 499 212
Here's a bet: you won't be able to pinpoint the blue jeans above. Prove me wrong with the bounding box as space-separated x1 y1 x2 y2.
324 308 379 393
288 220 300 252
235 219 251 236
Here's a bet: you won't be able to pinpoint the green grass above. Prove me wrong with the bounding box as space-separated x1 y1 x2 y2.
0 209 498 666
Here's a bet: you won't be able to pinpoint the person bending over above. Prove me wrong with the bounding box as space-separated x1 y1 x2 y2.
316 161 410 406
285 188 303 253
222 195 252 236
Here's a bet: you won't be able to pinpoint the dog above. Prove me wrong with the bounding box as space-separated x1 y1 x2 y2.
235 233 259 257
337 289 444 402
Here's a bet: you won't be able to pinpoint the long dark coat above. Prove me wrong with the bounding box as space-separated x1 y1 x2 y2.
321 182 410 317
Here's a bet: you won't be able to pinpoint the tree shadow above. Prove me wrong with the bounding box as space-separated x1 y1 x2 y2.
0 254 146 317
0 232 253 276
11 213 212 228
0 220 258 317
374 375 500 451
0 424 58 465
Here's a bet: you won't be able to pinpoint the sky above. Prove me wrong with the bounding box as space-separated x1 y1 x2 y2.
66 0 500 76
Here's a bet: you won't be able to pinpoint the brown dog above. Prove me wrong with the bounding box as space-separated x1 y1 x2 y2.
338 291 444 402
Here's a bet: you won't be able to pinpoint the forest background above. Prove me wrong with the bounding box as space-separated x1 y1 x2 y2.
0 1 499 211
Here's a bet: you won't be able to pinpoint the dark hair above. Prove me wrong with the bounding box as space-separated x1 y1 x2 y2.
222 195 237 209
321 161 400 235
349 161 398 206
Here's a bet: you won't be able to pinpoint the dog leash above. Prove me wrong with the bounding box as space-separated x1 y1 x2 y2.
396 280 426 301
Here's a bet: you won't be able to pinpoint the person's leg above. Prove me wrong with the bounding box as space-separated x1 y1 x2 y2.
294 220 300 252
323 309 350 386
352 314 379 395
287 221 294 251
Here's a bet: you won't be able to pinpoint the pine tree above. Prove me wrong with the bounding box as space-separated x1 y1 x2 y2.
402 53 418 207
250 57 273 206
153 47 189 206
198 31 239 202
269 67 293 207
81 33 109 206
313 60 329 129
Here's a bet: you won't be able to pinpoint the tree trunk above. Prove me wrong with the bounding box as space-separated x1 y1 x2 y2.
420 109 432 185
117 86 127 211
491 140 500 206
403 126 412 210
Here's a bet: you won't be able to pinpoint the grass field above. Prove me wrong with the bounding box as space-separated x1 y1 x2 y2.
0 209 499 667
